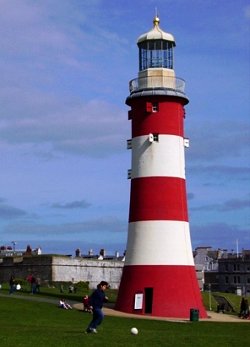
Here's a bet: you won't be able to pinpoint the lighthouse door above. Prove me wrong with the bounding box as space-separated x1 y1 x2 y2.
144 287 153 314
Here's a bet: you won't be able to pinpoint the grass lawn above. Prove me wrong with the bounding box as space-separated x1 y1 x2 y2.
0 295 249 347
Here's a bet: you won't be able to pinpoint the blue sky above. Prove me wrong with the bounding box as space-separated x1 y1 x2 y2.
0 0 249 255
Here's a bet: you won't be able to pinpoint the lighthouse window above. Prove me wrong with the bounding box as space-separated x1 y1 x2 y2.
152 102 159 112
139 40 174 71
145 102 158 113
152 103 158 112
153 134 159 142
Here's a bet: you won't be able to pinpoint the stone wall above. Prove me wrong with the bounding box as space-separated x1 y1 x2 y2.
52 256 124 289
0 254 205 291
0 255 53 283
0 255 124 289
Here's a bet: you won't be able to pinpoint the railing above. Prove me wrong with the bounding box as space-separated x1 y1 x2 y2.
129 76 186 94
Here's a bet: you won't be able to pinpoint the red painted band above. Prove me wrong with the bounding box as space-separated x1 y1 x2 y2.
116 264 207 318
128 98 185 138
129 177 188 222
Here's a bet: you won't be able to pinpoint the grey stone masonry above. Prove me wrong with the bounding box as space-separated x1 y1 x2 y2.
0 255 124 289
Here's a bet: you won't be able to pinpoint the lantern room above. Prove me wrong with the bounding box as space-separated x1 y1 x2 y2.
137 16 175 71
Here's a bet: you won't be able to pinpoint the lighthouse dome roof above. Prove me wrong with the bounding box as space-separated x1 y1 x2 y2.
137 16 175 45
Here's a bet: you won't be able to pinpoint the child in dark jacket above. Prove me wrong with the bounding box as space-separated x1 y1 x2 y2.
85 281 109 333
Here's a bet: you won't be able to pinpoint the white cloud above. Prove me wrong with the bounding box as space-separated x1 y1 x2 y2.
0 86 128 157
52 200 91 209
190 196 250 212
191 223 250 250
0 202 27 219
244 4 250 19
0 0 249 255
0 1 130 158
186 120 250 163
3 216 127 237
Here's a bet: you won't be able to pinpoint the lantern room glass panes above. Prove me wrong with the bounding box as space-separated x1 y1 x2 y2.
139 40 174 71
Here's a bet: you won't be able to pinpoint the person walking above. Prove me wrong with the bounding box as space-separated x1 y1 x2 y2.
85 281 109 334
9 275 16 294
31 275 37 294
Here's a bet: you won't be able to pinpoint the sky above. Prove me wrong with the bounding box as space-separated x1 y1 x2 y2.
0 0 249 256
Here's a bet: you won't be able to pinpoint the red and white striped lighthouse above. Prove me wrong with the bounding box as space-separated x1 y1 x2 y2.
116 16 207 318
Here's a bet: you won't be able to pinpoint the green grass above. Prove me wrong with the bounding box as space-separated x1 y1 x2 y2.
1 280 243 313
0 281 117 304
201 291 218 311
0 294 250 347
215 292 241 313
202 291 242 315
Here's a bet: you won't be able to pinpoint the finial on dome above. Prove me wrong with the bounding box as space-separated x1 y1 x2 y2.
153 7 160 27
153 15 160 27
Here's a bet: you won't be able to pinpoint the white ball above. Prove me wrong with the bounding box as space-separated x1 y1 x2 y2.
130 327 138 335
16 284 21 290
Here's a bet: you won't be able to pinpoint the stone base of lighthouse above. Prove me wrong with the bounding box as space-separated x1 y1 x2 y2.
115 265 207 318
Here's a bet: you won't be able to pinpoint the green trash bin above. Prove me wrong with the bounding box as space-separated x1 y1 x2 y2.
190 308 199 321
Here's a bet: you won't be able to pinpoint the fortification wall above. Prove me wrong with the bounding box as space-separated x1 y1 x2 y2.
0 255 53 283
0 255 124 289
52 257 124 289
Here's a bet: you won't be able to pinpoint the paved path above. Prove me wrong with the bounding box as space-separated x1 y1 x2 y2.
1 292 249 323
73 303 250 323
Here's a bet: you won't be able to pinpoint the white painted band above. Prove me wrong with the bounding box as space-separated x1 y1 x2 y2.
131 135 185 179
125 220 194 266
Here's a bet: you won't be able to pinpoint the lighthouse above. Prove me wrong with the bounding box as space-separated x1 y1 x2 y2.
116 16 207 318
